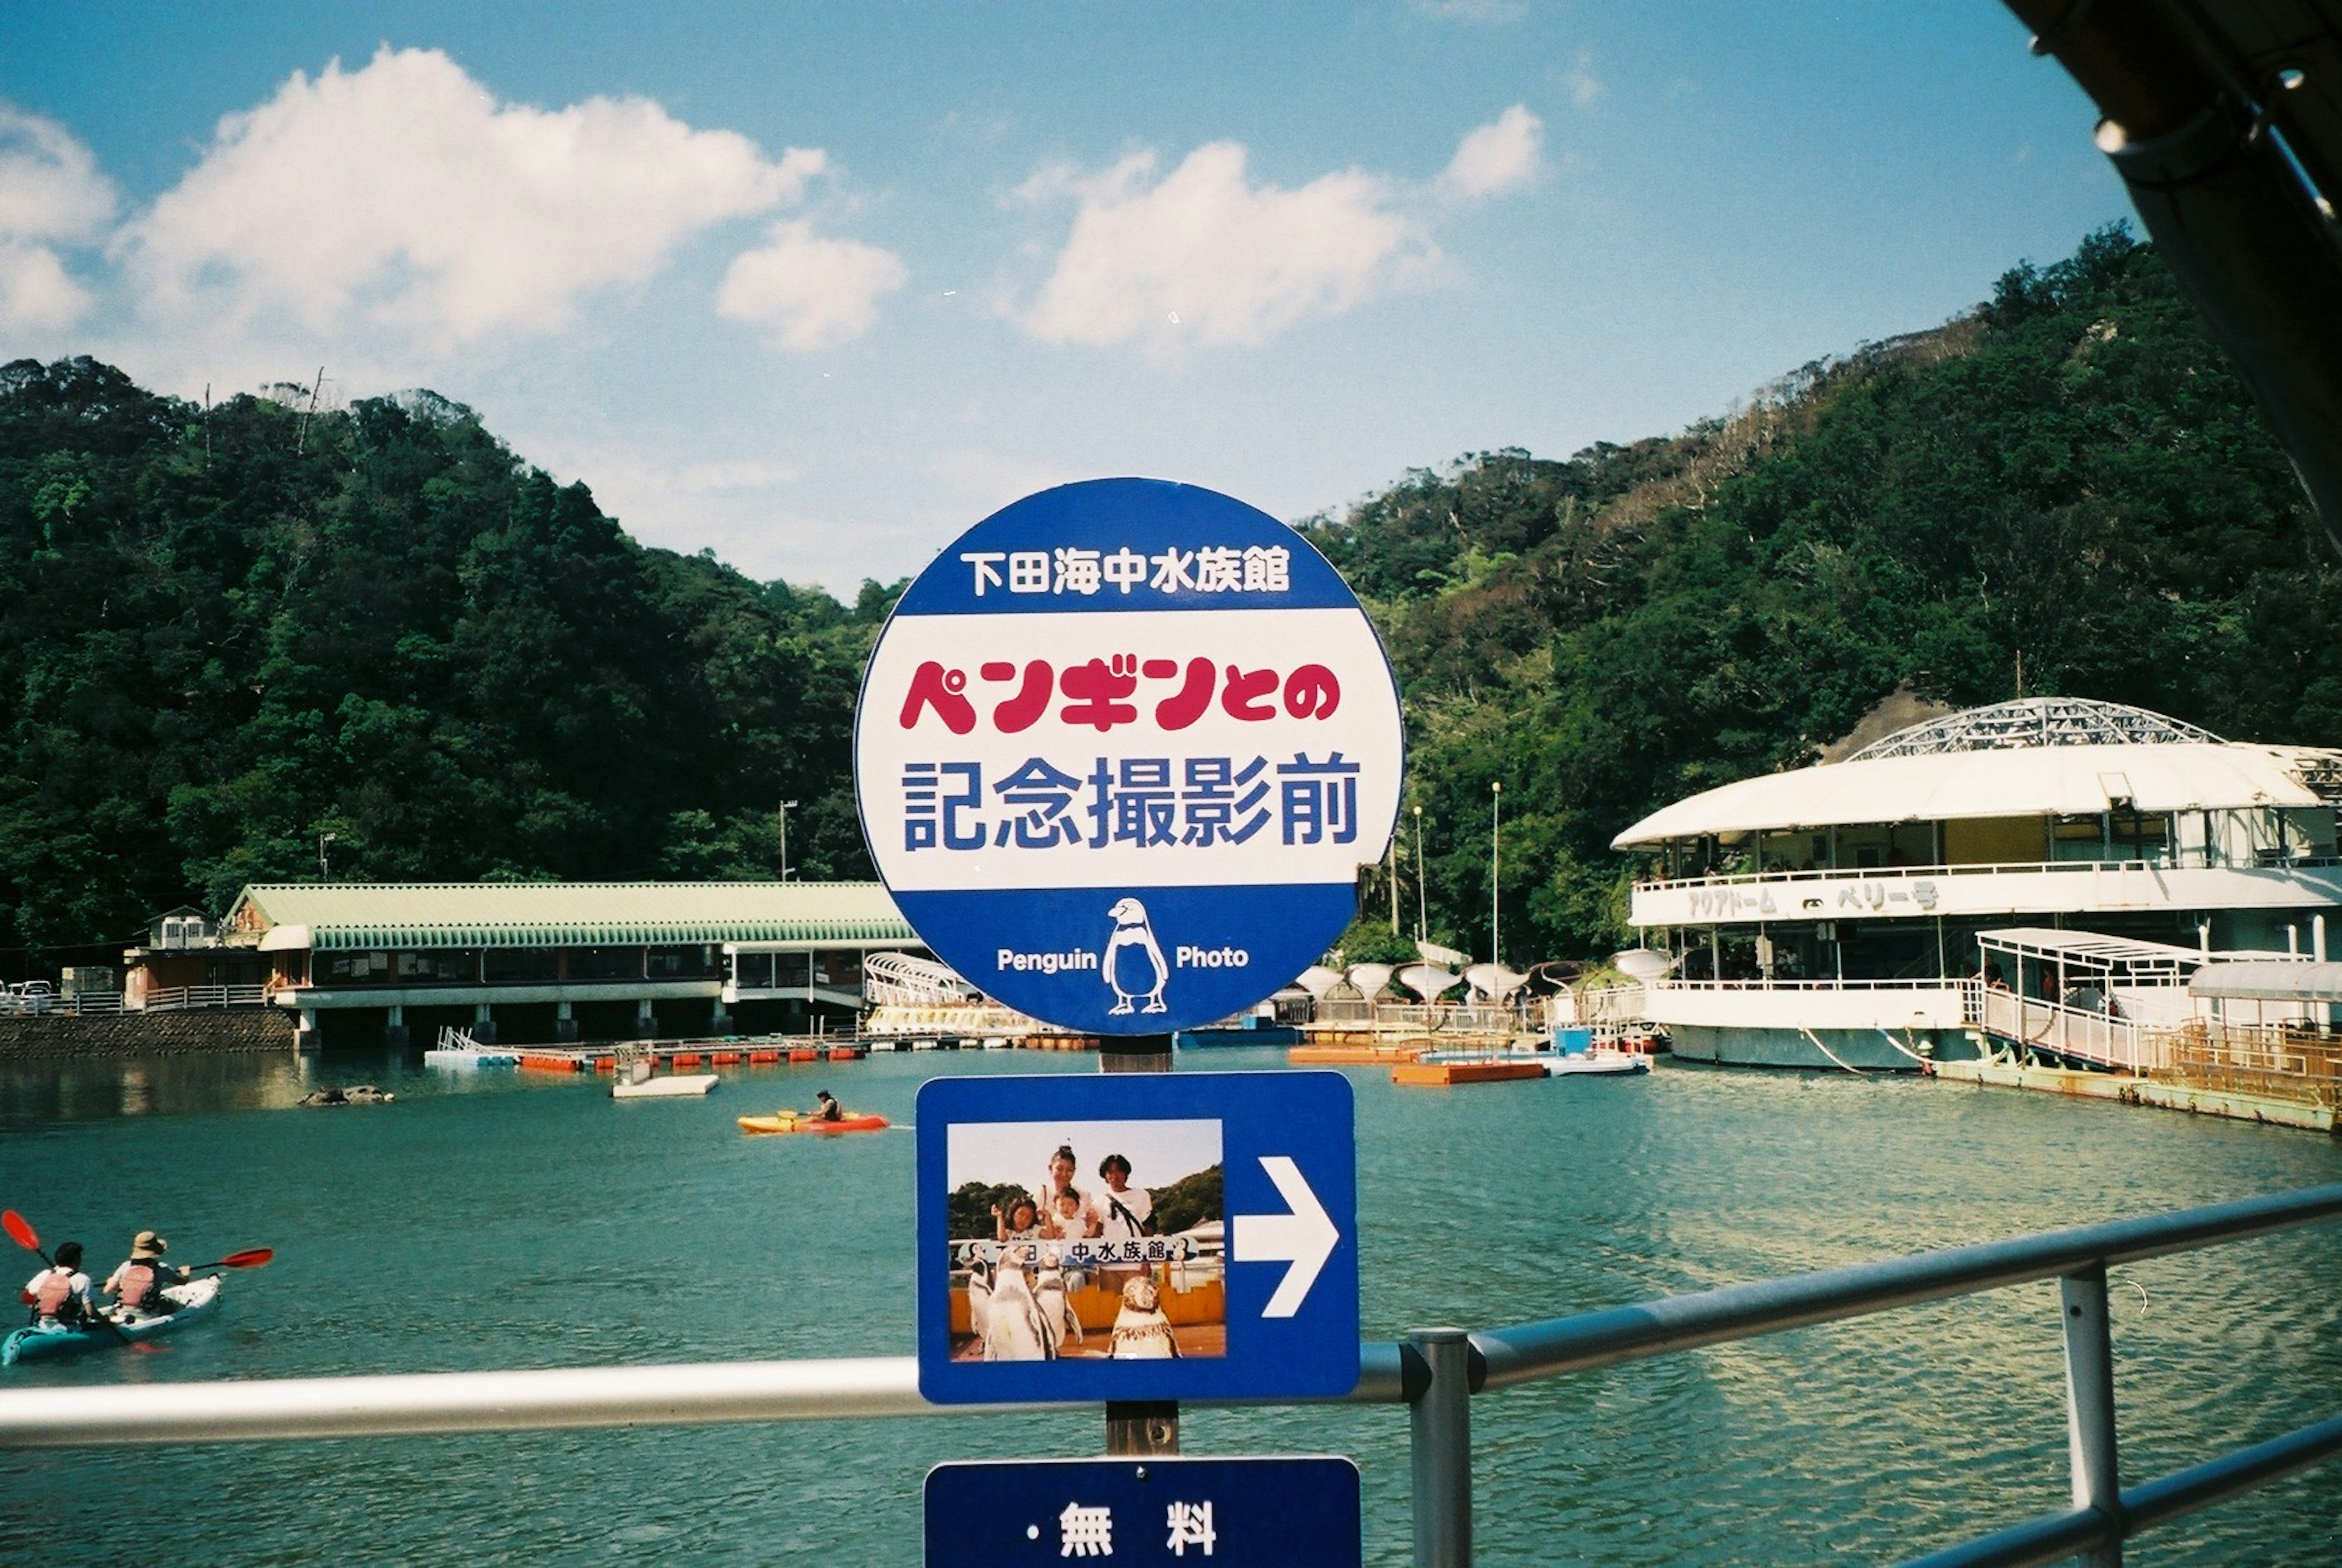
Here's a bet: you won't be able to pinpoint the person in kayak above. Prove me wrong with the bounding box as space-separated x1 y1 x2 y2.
104 1231 190 1319
812 1090 843 1122
21 1240 94 1328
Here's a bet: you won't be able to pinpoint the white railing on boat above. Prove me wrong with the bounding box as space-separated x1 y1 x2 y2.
1635 852 2342 892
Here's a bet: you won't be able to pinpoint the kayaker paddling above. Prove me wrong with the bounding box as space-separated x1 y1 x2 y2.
2 1210 275 1367
21 1240 95 1329
105 1230 190 1320
813 1090 843 1123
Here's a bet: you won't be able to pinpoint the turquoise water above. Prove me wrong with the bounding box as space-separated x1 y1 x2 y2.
2 1048 2338 1566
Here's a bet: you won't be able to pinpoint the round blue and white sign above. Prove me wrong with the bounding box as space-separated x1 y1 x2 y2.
855 479 1403 1036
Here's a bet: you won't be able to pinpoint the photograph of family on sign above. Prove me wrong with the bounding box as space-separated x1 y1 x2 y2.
945 1118 1224 1361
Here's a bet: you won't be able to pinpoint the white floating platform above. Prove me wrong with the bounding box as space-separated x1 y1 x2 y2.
612 1073 719 1100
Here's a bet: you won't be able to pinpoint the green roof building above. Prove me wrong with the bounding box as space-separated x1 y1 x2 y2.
212 882 923 1050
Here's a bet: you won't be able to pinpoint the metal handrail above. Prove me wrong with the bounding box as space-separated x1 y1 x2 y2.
1468 1184 2342 1390
2 1190 2336 1568
0 1342 1416 1448
1900 1416 2342 1568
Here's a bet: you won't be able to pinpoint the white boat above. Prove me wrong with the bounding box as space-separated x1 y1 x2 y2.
612 1071 718 1099
1609 696 2342 1070
1542 1050 1650 1077
1417 1045 1650 1076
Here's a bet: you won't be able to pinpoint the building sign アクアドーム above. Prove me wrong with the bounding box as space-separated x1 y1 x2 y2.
854 479 1403 1036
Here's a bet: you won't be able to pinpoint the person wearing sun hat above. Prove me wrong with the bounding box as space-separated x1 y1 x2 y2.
103 1230 190 1319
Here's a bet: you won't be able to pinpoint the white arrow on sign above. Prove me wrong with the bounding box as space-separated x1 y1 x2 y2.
1230 1155 1339 1318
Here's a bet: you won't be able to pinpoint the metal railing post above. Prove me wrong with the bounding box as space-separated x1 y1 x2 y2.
2060 1265 2122 1567
1409 1326 1472 1568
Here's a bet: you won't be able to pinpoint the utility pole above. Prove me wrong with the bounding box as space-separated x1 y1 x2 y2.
1414 804 1428 943
1388 834 1399 934
778 800 799 881
295 367 324 454
1491 782 1502 965
318 832 337 884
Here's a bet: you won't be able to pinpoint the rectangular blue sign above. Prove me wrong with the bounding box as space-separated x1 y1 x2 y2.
925 1456 1361 1566
916 1070 1358 1403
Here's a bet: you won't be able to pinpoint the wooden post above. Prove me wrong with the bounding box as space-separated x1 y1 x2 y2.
1102 1031 1176 1454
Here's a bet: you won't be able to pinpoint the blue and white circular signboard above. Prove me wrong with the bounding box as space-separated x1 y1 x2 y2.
855 479 1403 1036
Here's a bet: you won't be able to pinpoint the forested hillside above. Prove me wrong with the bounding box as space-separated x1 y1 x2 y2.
4 226 2333 975
0 362 890 970
1310 226 2340 967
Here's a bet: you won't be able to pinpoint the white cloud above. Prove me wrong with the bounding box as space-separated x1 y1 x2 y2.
717 219 908 351
1013 141 1433 351
1438 104 1544 200
1012 109 1545 350
1408 0 1527 21
114 47 820 353
0 104 116 331
1561 51 1603 109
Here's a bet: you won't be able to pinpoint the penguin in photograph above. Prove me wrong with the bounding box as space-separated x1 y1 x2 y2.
1102 897 1169 1015
1108 1275 1180 1358
962 1248 994 1344
1033 1258 1084 1358
979 1247 1050 1361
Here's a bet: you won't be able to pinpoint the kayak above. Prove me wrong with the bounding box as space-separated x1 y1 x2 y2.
738 1109 890 1135
3 1275 222 1366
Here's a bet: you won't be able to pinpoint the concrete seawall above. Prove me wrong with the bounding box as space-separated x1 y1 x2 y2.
0 1010 296 1058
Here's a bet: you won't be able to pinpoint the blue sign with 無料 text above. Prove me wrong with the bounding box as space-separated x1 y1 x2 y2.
925 1457 1361 1566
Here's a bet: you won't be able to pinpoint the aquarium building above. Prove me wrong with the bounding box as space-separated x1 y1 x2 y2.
1611 697 2342 1069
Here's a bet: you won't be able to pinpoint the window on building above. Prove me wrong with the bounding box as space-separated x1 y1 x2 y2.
646 945 718 979
484 948 559 983
565 947 642 981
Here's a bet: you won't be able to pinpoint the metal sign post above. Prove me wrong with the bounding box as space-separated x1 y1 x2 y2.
859 478 1392 1552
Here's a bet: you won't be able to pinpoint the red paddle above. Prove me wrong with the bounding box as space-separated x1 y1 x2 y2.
2 1209 45 1264
4 1208 129 1343
190 1248 274 1272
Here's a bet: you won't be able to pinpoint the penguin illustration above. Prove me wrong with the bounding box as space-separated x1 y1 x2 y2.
1102 897 1170 1015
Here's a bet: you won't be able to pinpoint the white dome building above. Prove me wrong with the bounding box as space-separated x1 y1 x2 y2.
1610 698 2342 1069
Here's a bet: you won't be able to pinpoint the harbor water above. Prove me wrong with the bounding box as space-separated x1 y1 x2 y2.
2 1047 2338 1565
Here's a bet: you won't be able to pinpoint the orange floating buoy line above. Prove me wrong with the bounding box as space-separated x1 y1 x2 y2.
487 1036 891 1075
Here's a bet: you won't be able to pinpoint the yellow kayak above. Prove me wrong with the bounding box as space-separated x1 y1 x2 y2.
738 1109 890 1135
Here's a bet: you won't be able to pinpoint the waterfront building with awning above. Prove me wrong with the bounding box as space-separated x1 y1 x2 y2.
211 882 923 1050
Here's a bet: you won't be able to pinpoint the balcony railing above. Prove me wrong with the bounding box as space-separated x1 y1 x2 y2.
1636 853 2342 893
134 984 273 1012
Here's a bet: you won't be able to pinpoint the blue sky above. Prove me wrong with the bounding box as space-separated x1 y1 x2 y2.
0 2 2128 596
